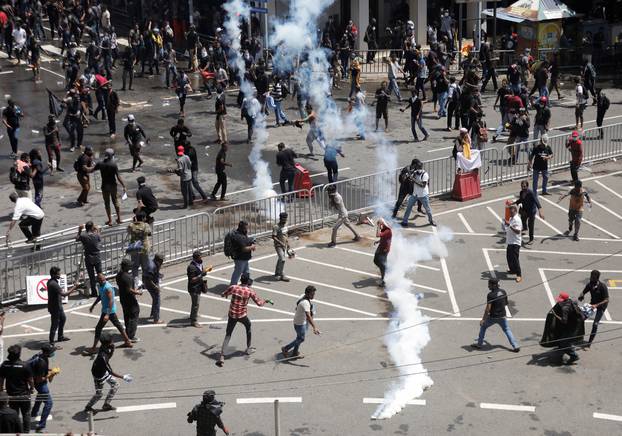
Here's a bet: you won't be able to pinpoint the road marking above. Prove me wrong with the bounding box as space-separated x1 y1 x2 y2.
536 215 563 235
71 311 112 320
4 303 91 330
458 213 475 233
137 302 221 320
0 70 14 75
22 324 44 332
33 415 52 421
485 248 622 257
117 402 177 413
199 276 377 317
591 200 622 221
593 412 622 422
486 206 504 224
538 268 557 307
594 180 622 200
40 66 64 79
296 256 447 294
539 196 620 239
249 266 391 300
363 397 426 406
404 228 622 243
480 403 535 412
432 227 460 316
227 168 352 196
165 286 295 316
335 246 440 271
237 397 302 404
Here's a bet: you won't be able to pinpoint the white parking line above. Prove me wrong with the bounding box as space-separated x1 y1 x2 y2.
296 256 447 294
486 206 504 224
591 200 622 221
40 66 64 79
0 70 14 75
227 168 351 197
593 412 622 422
199 276 377 317
539 196 620 239
536 215 563 235
117 402 177 413
335 246 440 271
237 397 302 404
458 213 475 233
479 403 535 412
538 268 557 307
165 286 295 316
363 397 426 406
432 227 460 316
485 248 622 257
22 324 45 332
71 311 113 321
594 180 622 200
405 228 622 242
249 266 391 300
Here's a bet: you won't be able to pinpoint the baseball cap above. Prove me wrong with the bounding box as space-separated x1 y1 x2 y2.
128 114 135 122
177 145 185 156
104 148 115 157
571 131 579 138
555 292 570 303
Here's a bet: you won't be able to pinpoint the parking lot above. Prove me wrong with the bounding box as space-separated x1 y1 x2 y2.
2 161 622 435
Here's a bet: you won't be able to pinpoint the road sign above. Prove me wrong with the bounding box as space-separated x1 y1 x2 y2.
27 275 69 305
250 6 268 14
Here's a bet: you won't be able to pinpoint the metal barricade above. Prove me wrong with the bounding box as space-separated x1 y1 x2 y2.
479 148 500 187
423 156 455 197
210 190 312 253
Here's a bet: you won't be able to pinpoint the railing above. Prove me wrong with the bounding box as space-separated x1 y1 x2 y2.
3 123 622 303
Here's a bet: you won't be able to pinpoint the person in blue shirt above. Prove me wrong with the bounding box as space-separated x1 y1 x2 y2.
86 274 133 354
323 143 345 183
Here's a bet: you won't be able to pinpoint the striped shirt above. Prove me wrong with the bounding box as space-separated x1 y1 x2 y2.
222 285 265 319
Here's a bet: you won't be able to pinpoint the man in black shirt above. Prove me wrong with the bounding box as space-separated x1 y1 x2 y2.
47 266 78 347
93 149 126 226
121 46 135 91
514 180 544 244
579 270 609 346
117 259 142 342
184 141 208 201
0 344 34 432
0 391 22 433
170 118 192 149
2 99 22 157
30 344 57 432
187 251 211 328
400 89 429 142
473 278 520 352
124 115 148 171
136 176 159 222
374 81 390 132
76 146 95 206
528 135 553 196
211 143 231 201
229 221 256 285
533 96 551 140
84 335 128 413
276 142 297 194
187 390 229 436
77 222 102 297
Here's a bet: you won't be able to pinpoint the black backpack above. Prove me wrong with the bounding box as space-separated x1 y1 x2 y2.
73 155 82 172
9 165 29 186
223 231 236 258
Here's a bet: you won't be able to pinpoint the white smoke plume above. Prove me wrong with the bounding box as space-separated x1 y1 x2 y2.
223 0 276 199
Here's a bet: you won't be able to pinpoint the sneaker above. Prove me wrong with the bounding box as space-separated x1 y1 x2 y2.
511 347 520 353
56 167 65 172
69 146 75 152
58 336 71 342
566 355 580 364
353 236 361 242
279 276 290 282
516 276 523 283
429 221 437 227
327 242 336 248
281 347 289 358
541 192 551 196
210 194 217 200
245 347 256 355
191 322 202 328
215 359 224 367
130 337 141 343
292 352 304 359
83 405 95 414
471 343 482 350
400 222 408 228
573 234 579 241
525 239 534 245
563 230 571 236
101 403 116 412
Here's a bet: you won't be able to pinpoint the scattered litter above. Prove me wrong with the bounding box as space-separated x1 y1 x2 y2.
31 129 40 134
57 81 64 86
143 104 153 107
158 135 164 139
122 117 128 122
163 143 172 147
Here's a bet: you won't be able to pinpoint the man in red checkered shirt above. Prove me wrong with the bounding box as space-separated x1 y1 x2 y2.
216 273 266 367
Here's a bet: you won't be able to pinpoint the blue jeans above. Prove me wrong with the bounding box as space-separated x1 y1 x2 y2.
478 317 519 349
437 91 448 117
402 194 433 225
7 127 19 154
274 100 289 124
284 323 308 355
532 169 549 195
230 259 250 285
410 116 428 140
388 78 401 101
31 382 52 429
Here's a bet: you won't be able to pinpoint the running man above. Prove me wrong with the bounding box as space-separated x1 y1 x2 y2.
326 185 360 247
294 103 326 156
559 180 591 242
216 274 266 367
281 286 320 359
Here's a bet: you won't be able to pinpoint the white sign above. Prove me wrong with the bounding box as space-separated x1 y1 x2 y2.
26 275 69 306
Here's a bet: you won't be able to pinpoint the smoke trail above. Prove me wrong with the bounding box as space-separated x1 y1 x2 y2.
223 0 276 199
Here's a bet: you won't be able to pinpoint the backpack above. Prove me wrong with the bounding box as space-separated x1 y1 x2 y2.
223 231 236 258
581 85 588 100
73 155 82 172
9 165 29 186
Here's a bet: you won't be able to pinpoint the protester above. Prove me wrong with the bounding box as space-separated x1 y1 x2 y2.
400 88 429 142
184 141 209 202
216 273 266 367
272 212 291 282
77 221 102 297
135 176 159 222
528 135 553 196
123 114 148 171
578 270 609 347
541 292 583 364
473 278 520 352
142 253 165 324
93 148 126 226
228 221 256 285
595 89 610 139
0 391 22 433
373 218 392 287
43 115 63 173
215 86 228 144
6 192 44 243
559 180 591 241
127 211 152 285
281 285 320 359
211 143 231 201
187 250 212 328
170 145 193 208
374 81 390 132
75 146 95 206
10 152 32 199
116 259 142 343
276 142 297 194
0 344 33 432
326 185 360 247
2 99 23 158
575 77 588 130
170 118 192 149
400 159 436 227
504 204 523 283
514 181 544 245
566 131 583 184
47 266 78 349
29 344 58 432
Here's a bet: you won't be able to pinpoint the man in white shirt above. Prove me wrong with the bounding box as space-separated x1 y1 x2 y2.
575 77 587 130
281 286 320 359
12 24 27 63
504 204 523 283
6 192 45 243
401 159 436 227
385 54 403 102
326 185 360 247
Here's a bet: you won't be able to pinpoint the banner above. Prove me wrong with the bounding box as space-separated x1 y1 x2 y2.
26 275 69 306
456 149 482 172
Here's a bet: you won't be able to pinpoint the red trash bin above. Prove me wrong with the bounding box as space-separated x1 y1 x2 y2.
294 163 314 198
452 171 481 201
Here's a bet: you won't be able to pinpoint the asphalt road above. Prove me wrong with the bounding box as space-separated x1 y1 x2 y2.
3 160 622 435
2 38 622 235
